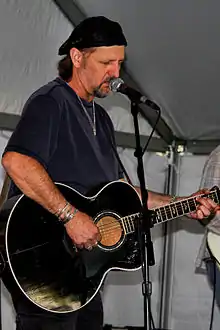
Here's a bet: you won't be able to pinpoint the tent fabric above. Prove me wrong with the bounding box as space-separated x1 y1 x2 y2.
75 0 220 140
1 0 220 141
0 0 72 115
1 1 220 329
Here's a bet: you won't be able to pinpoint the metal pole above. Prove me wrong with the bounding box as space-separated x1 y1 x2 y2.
158 143 181 329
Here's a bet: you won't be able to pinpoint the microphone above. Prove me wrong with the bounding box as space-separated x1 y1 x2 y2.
109 78 160 111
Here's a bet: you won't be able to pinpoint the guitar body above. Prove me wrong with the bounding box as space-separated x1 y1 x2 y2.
0 181 142 313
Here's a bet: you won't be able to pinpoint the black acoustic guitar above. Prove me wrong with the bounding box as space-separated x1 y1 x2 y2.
0 180 219 313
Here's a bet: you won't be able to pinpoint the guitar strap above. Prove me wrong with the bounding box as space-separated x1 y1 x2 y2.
100 109 133 186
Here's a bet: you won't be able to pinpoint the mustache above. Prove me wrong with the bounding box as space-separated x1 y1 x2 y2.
98 77 116 88
92 77 117 97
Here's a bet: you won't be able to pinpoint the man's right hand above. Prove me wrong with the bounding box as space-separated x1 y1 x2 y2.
64 211 101 250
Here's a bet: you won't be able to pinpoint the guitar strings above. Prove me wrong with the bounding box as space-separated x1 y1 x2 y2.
97 198 202 233
97 216 137 237
96 191 219 235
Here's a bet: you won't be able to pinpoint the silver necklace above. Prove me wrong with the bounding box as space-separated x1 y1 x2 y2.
76 95 96 136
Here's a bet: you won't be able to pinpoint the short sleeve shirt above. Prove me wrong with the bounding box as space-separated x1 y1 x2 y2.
4 77 123 197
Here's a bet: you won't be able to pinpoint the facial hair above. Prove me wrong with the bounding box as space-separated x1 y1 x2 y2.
93 77 114 98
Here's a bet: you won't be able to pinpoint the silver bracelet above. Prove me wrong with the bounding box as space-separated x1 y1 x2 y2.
62 208 79 225
55 202 70 218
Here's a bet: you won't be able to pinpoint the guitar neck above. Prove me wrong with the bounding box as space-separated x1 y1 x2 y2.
121 188 219 234
152 189 219 226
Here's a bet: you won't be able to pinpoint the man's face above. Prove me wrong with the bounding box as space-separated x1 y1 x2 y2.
79 46 125 98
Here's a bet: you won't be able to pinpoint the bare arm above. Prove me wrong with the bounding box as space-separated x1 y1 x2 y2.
2 151 66 214
2 151 100 248
134 186 172 209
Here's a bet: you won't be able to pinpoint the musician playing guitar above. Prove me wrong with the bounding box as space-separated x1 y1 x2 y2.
1 16 218 330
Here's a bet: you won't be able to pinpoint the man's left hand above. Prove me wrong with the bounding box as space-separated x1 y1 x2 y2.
189 189 219 220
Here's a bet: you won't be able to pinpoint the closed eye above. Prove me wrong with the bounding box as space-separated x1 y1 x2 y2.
100 61 112 65
100 60 124 66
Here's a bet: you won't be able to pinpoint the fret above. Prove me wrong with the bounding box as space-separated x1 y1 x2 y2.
154 207 162 223
170 203 178 218
159 208 164 222
181 200 190 213
186 199 191 212
175 201 184 216
122 217 129 234
188 198 197 212
130 215 134 232
153 209 162 224
127 216 132 233
160 206 168 221
131 216 135 232
128 216 133 232
164 205 172 219
122 215 136 234
126 216 131 232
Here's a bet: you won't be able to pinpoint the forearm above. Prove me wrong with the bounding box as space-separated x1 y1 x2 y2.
2 151 66 214
134 186 173 209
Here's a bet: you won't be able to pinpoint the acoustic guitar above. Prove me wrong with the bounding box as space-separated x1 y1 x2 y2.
0 180 219 313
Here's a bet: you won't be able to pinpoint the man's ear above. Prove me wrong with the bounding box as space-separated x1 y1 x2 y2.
69 48 83 68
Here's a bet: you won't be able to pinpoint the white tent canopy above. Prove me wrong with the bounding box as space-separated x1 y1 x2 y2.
2 0 220 151
0 1 220 329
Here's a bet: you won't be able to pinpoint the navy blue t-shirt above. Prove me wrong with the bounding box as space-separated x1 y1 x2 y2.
4 77 123 197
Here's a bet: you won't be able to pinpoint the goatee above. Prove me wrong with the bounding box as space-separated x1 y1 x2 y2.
93 89 108 99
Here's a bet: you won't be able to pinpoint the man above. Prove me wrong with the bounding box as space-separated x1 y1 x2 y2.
1 16 218 330
196 145 220 307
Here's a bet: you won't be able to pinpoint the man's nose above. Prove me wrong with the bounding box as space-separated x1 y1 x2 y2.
109 63 121 78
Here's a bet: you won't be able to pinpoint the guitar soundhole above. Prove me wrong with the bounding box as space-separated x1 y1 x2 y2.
96 214 123 248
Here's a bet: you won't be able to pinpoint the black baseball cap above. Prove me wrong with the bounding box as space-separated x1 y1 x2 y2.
58 16 127 55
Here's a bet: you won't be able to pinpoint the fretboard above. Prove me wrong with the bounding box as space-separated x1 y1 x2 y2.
152 189 219 226
121 187 220 235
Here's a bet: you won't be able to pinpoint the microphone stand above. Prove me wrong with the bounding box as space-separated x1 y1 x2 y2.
130 101 166 330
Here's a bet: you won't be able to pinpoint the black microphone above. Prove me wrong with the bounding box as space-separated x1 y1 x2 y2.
109 78 160 111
